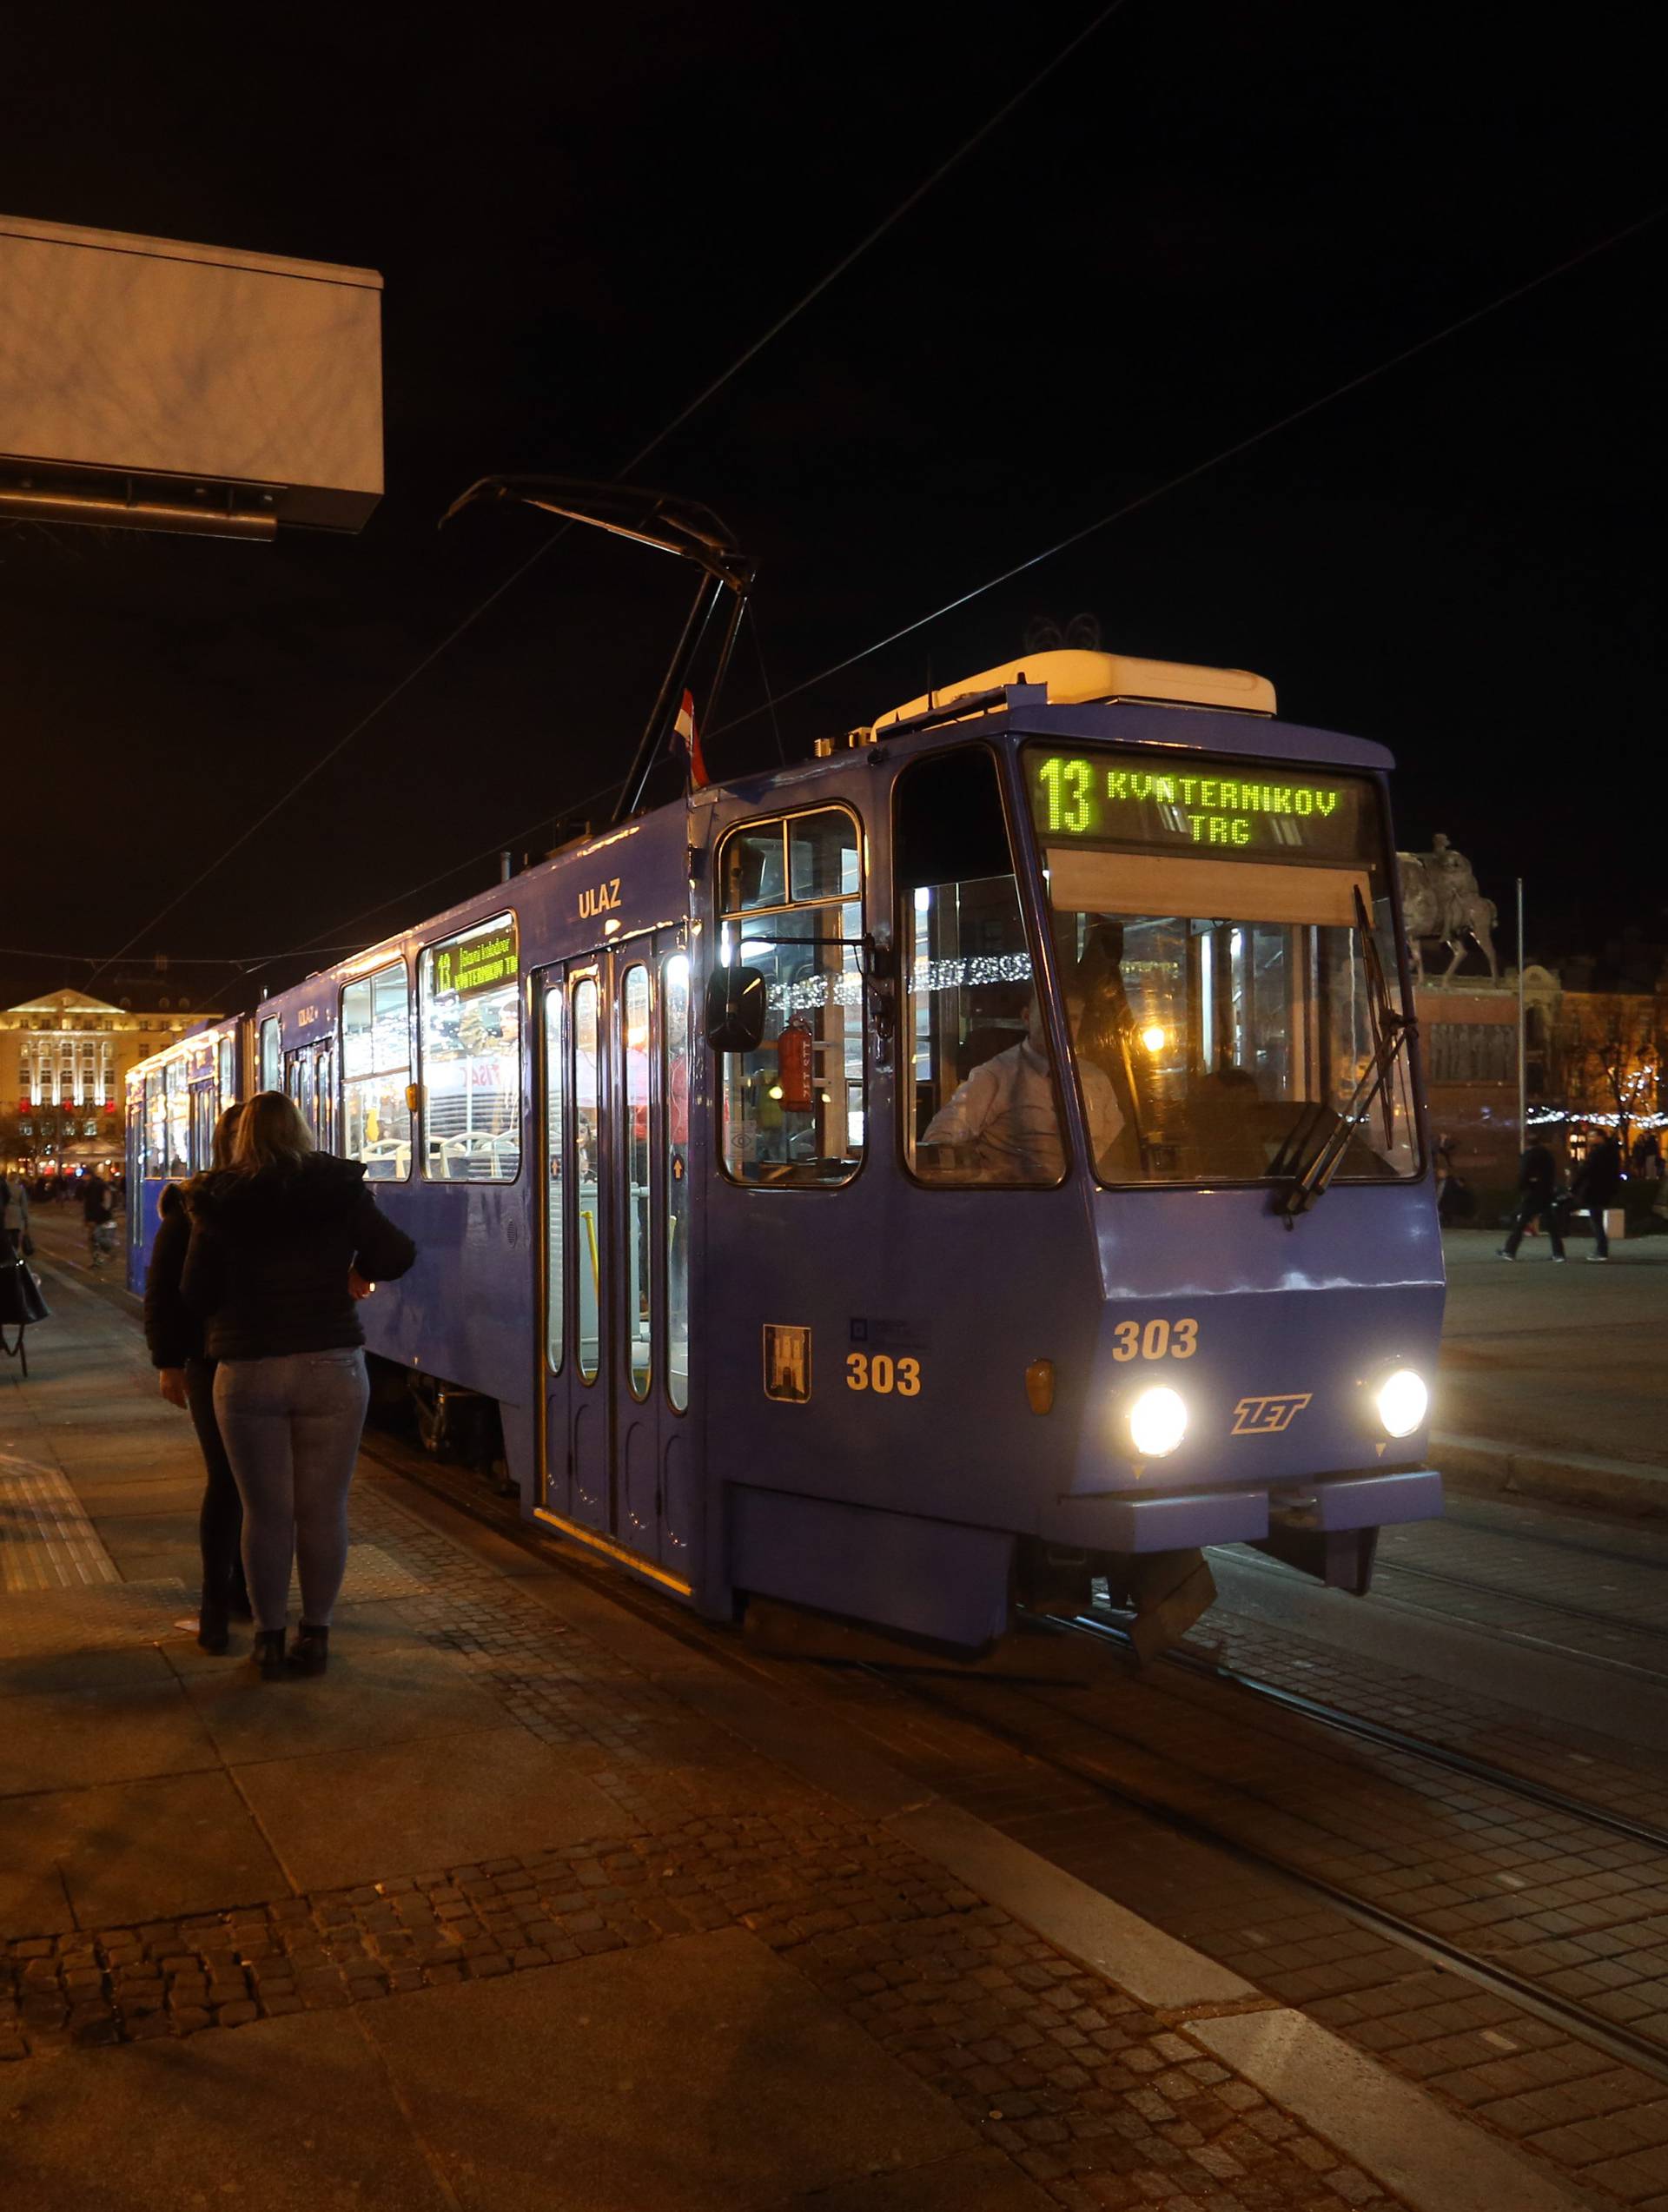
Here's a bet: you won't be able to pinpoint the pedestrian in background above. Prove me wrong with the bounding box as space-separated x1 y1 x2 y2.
144 1104 251 1652
1574 1131 1624 1262
0 1171 30 1257
183 1092 416 1680
1499 1137 1565 1262
81 1166 116 1266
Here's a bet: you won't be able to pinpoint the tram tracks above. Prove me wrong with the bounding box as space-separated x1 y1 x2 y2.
869 1606 1668 2086
1222 1540 1668 1690
1066 1607 1668 1852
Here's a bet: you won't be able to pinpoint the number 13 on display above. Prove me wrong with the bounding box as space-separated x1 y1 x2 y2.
847 1353 922 1396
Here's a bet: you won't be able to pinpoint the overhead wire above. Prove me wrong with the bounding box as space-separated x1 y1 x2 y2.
217 198 1667 995
81 0 1129 991
710 202 1668 738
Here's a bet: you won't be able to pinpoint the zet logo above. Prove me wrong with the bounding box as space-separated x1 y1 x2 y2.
1231 1393 1313 1435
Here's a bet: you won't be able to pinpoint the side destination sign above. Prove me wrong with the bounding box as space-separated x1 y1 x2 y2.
1026 745 1370 860
433 917 519 1000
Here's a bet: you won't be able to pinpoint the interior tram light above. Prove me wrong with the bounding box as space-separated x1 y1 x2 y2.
1140 1024 1168 1054
1376 1368 1428 1439
1129 1384 1187 1459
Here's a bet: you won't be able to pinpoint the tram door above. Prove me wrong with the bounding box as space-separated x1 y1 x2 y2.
312 1041 337 1152
536 934 685 1579
284 1050 315 1131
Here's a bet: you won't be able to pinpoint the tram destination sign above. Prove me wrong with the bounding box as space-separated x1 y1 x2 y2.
1027 745 1371 860
432 917 520 1000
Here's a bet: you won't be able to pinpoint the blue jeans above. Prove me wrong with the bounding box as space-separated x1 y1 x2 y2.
214 1350 370 1632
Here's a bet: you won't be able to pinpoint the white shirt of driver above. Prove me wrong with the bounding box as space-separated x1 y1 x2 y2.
923 1039 1123 1182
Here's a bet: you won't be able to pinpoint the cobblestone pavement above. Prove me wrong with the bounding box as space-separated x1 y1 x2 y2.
768 1606 1668 2209
0 1263 1411 2212
1439 1229 1668 1473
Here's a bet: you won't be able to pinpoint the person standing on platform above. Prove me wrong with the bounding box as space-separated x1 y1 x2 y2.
144 1106 251 1652
1574 1132 1624 1262
1499 1136 1565 1262
183 1092 417 1680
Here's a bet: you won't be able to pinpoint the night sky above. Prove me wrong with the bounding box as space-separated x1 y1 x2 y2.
3 4 1662 1010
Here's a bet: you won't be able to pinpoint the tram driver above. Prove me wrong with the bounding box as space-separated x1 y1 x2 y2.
919 993 1124 1184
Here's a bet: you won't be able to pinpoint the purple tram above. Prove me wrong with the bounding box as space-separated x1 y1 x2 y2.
127 648 1443 1653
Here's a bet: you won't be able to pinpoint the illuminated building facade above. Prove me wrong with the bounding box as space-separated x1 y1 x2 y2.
0 985 222 1169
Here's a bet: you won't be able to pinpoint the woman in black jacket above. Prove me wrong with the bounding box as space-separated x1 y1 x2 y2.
183 1091 417 1679
144 1104 249 1652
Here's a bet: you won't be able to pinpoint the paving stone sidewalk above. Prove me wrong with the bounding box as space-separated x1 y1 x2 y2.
0 1262 1424 2210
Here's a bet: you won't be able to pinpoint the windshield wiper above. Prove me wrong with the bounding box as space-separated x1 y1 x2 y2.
1277 886 1416 1222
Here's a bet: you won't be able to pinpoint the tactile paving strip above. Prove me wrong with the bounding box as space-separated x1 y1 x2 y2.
0 1577 191 1658
0 1456 119 1593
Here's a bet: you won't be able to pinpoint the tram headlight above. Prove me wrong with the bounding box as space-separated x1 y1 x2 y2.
1375 1368 1428 1440
1129 1384 1187 1459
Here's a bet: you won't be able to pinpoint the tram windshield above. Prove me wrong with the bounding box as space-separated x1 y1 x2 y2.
1025 745 1419 1186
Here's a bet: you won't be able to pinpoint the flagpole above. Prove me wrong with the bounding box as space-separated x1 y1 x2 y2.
1516 877 1526 1144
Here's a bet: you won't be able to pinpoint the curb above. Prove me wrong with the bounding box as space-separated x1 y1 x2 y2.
1435 1429 1668 1517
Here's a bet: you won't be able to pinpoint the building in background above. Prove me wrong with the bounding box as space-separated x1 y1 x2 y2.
0 976 222 1171
1409 851 1667 1216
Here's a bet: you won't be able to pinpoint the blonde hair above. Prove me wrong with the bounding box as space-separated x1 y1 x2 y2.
211 1104 243 1172
231 1090 315 1174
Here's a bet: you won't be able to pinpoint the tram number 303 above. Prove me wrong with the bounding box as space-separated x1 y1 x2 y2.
846 1353 923 1396
1111 1317 1199 1361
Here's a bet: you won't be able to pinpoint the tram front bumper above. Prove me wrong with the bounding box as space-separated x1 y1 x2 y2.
1055 1465 1442 1553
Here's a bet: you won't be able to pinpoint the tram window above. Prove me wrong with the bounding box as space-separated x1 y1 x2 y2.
544 988 565 1374
623 964 652 1400
897 747 1069 1188
259 1017 281 1093
664 951 692 1412
717 808 864 1189
420 915 521 1182
163 1059 189 1177
1026 759 1420 1185
573 977 601 1382
189 1084 215 1171
144 1073 168 1179
341 964 413 1181
218 1036 235 1108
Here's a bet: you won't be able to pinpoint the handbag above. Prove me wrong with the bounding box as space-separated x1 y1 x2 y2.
0 1248 49 1378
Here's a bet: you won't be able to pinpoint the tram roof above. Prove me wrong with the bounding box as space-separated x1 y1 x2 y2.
851 651 1393 772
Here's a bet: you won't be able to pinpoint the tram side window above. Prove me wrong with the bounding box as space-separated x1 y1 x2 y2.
260 1017 281 1093
897 745 1069 1188
341 964 413 1181
717 808 863 1189
420 915 521 1182
144 1073 168 1180
163 1059 190 1177
218 1036 235 1109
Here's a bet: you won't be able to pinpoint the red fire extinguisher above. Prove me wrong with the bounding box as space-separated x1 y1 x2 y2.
776 1016 815 1112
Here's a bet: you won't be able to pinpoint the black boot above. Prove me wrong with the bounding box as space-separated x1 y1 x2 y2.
288 1625 329 1676
196 1600 230 1656
251 1630 288 1680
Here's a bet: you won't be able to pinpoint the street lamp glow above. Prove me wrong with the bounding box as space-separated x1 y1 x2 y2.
1140 1023 1168 1054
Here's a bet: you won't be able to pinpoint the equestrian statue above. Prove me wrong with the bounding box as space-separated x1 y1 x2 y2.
1396 835 1499 980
